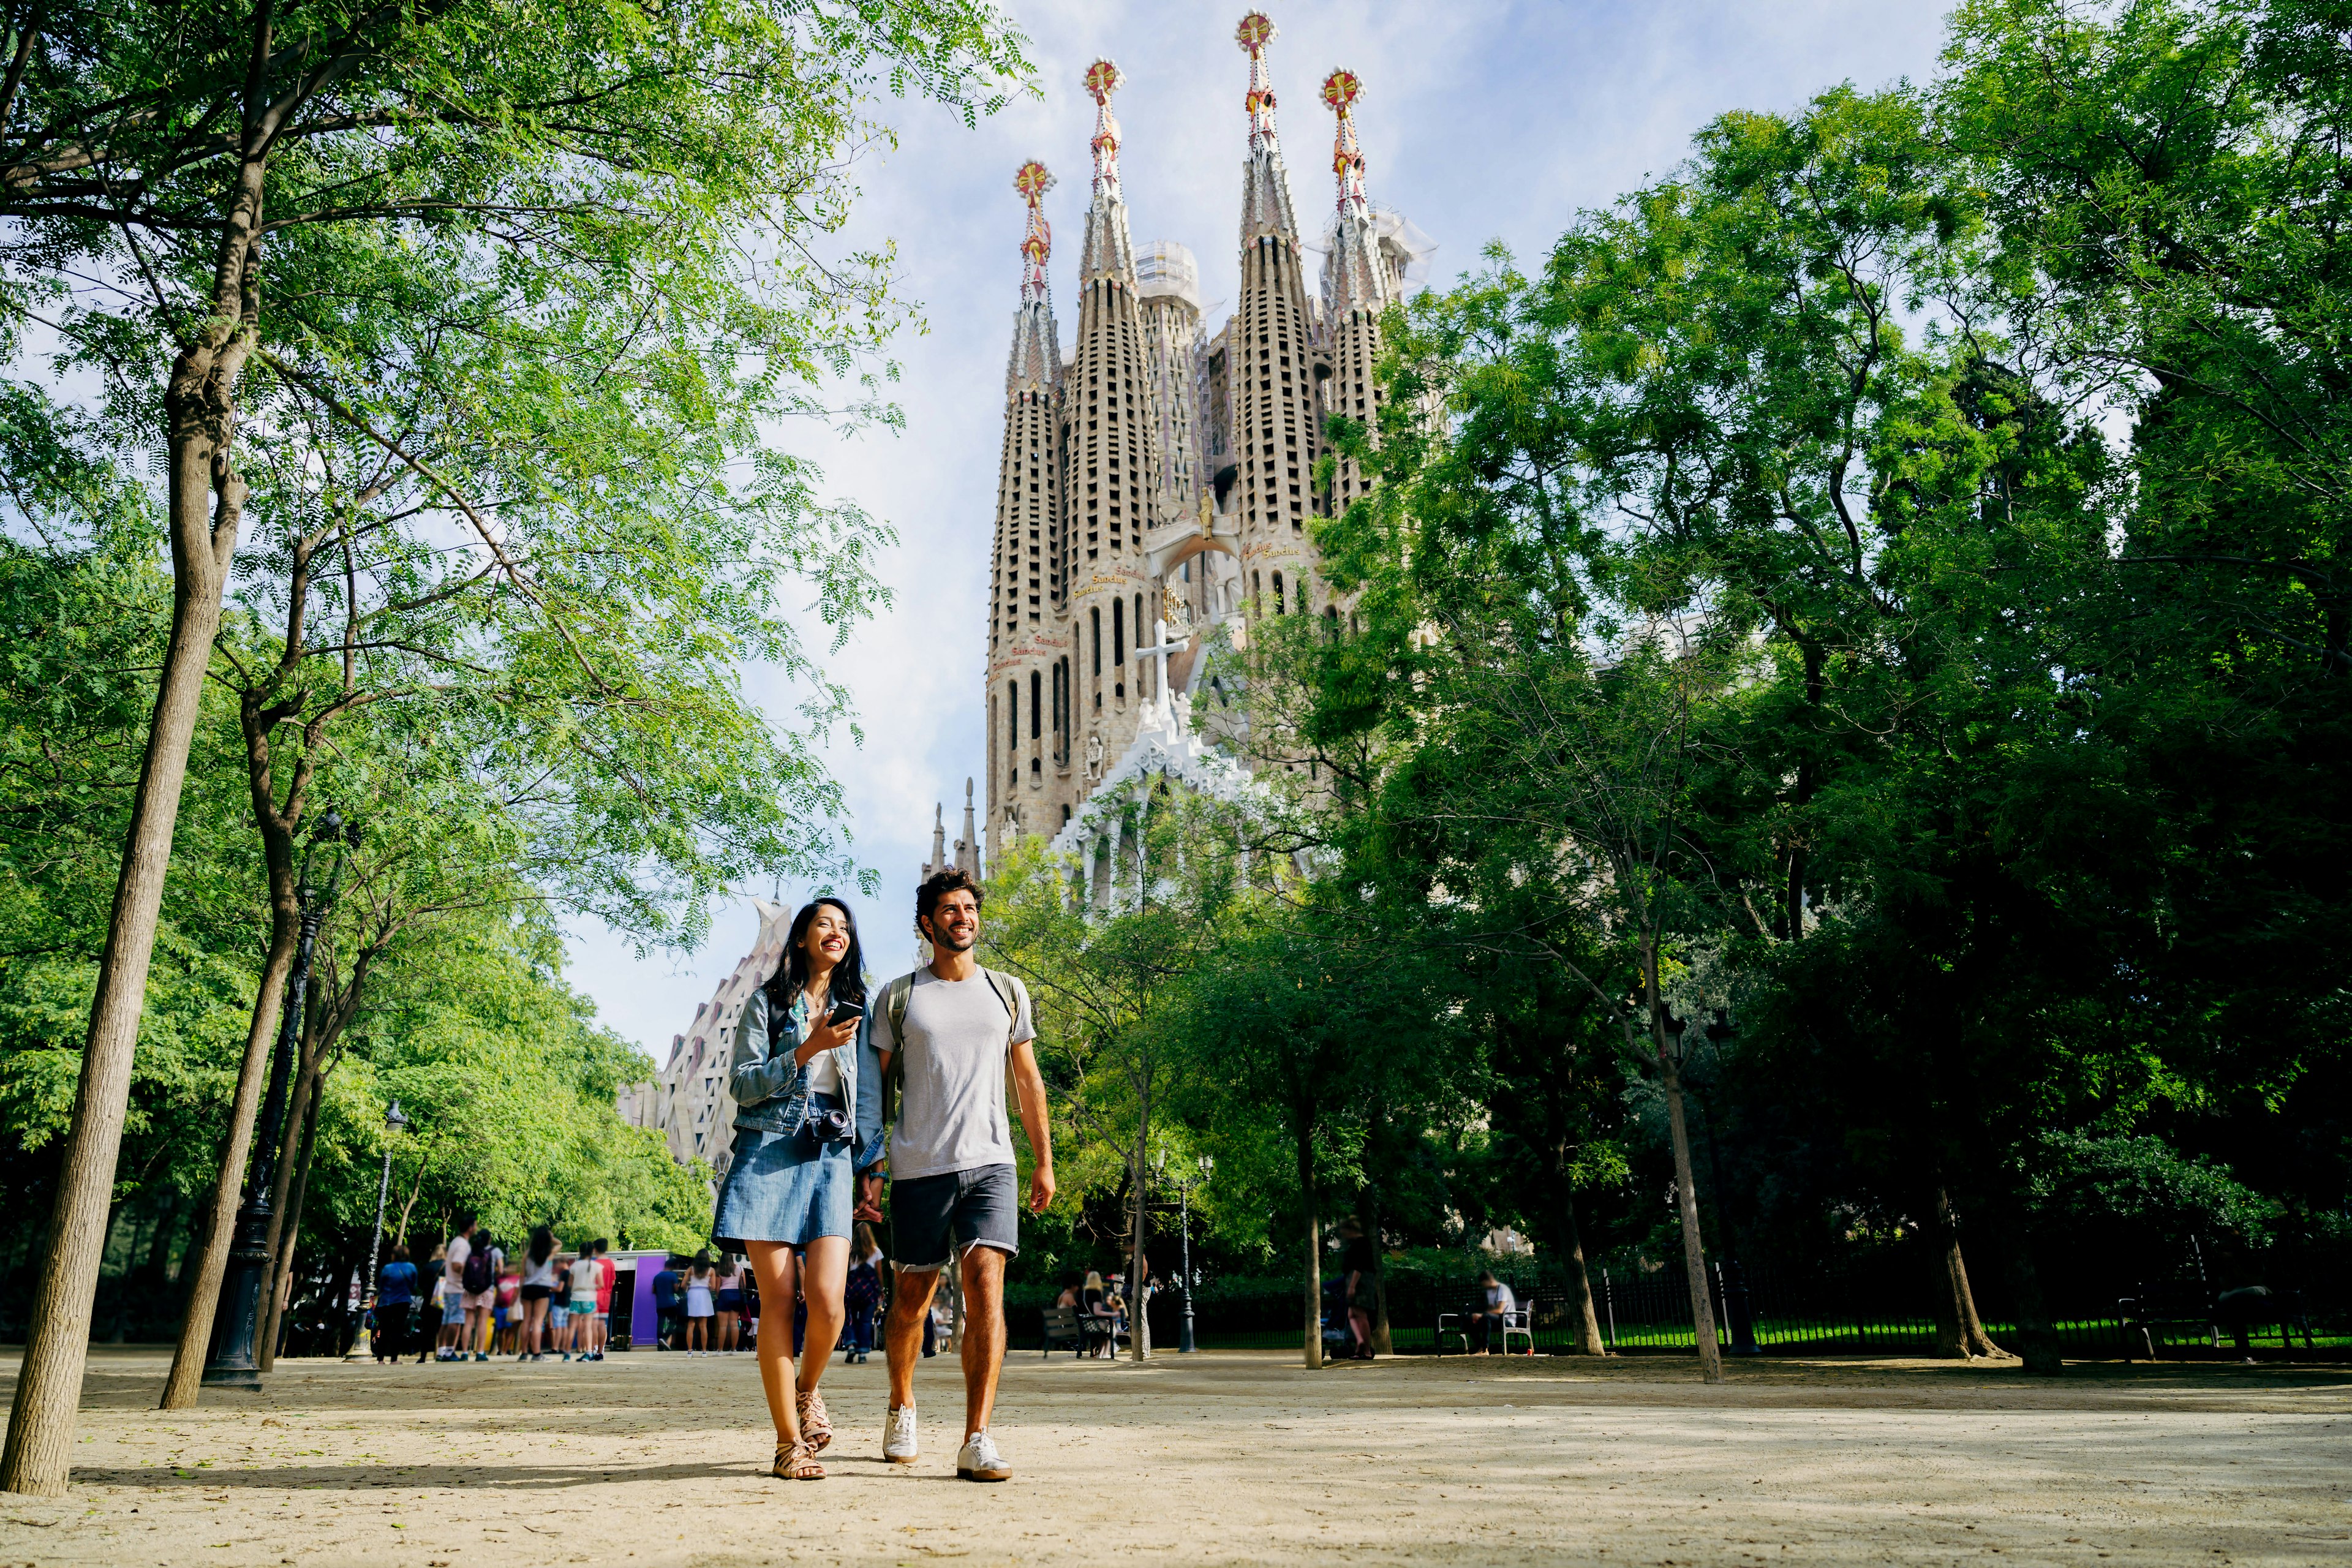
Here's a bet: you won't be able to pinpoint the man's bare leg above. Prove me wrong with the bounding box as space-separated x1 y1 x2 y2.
959 1245 1007 1440
885 1265 940 1412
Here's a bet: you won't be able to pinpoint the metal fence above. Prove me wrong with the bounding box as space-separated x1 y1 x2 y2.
1051 1242 2352 1361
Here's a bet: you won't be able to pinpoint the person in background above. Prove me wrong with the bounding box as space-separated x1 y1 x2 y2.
1469 1270 1517 1356
419 1243 448 1363
548 1262 571 1362
1338 1215 1379 1361
567 1243 601 1362
652 1256 682 1351
438 1219 475 1361
519 1227 559 1360
374 1244 417 1364
1053 1273 1080 1311
1080 1270 1114 1358
684 1250 717 1354
495 1261 522 1355
464 1230 503 1361
843 1223 883 1365
591 1239 616 1361
715 1254 744 1354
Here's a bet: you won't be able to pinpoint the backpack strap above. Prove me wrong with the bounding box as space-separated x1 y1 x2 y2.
980 968 1020 1029
880 971 915 1130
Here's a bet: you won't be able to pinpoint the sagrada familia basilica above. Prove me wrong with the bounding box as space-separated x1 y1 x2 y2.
973 13 1429 891
627 16 1428 1169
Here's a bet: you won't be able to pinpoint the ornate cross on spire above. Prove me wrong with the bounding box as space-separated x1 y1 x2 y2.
1085 59 1125 202
1236 12 1280 156
1323 69 1368 219
1014 160 1054 303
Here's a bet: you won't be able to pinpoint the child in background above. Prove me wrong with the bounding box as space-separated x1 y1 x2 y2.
567 1245 603 1362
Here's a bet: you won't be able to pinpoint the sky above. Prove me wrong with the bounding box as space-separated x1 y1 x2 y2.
564 0 1956 1060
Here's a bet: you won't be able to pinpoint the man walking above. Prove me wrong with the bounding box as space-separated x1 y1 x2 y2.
856 869 1054 1482
438 1218 475 1361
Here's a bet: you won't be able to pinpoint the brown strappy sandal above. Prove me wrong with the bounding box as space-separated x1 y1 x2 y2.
796 1389 833 1453
771 1439 824 1480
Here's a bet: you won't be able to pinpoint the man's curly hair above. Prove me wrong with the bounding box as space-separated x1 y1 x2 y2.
914 867 984 938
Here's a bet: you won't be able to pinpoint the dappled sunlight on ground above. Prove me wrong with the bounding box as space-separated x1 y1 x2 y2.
0 1347 2343 1565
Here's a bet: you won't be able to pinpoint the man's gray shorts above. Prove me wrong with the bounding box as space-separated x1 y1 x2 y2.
889 1164 1019 1271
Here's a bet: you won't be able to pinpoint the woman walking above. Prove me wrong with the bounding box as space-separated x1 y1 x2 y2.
709 897 875 1482
519 1227 559 1360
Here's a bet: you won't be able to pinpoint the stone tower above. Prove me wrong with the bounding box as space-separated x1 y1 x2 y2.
1227 11 1322 622
986 159 1066 850
971 18 1432 880
1318 67 1396 536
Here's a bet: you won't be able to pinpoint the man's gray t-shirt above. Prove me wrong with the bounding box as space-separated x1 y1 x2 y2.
875 968 1034 1182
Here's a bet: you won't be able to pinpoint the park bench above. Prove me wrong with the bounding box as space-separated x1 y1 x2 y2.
2117 1283 2217 1362
1040 1305 1085 1358
1437 1302 1534 1356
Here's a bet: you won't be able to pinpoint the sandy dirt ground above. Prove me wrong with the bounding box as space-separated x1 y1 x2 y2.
0 1346 2344 1566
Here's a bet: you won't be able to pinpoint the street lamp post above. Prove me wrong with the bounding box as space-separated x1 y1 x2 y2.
205 813 353 1389
345 1100 410 1363
1156 1148 1213 1354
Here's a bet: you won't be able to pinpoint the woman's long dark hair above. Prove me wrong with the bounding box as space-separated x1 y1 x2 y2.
769 896 867 1014
529 1225 554 1267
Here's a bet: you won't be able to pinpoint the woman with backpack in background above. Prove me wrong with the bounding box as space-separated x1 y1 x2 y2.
462 1231 502 1362
707 896 878 1481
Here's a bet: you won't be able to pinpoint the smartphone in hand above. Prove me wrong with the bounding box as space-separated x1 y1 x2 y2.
826 997 866 1030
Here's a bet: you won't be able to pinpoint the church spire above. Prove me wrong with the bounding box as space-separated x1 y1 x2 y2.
1079 59 1137 283
1006 161 1060 394
1238 12 1280 156
1235 12 1299 244
1086 59 1125 204
1321 67 1391 318
1016 158 1054 306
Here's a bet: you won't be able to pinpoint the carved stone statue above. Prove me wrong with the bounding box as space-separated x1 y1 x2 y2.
1084 731 1106 783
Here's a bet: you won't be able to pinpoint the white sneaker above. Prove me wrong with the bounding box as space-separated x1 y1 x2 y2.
884 1404 919 1465
956 1429 1009 1482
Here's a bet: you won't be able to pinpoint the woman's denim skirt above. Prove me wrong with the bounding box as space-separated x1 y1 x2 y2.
712 1094 853 1250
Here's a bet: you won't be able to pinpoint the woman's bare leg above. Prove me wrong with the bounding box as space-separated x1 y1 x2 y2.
746 1242 807 1446
796 1236 850 1396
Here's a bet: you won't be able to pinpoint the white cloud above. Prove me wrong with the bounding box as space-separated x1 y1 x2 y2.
567 0 1951 1055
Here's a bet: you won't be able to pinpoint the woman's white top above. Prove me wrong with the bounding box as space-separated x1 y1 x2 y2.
801 990 843 1095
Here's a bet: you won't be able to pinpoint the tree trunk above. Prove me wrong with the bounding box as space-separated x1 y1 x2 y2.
1556 1185 1607 1355
1994 1213 2063 1376
160 900 299 1411
254 1043 322 1368
1127 1134 1151 1362
1 279 256 1487
1932 1187 2007 1359
1362 1184 1392 1356
258 1060 326 1370
1644 966 1722 1384
1298 1137 1322 1371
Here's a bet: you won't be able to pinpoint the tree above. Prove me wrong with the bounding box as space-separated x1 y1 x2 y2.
2 0 1029 1494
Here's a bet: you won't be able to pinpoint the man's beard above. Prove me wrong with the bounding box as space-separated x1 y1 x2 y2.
930 925 976 954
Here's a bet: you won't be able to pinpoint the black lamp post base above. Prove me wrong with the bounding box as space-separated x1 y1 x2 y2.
200 1366 262 1390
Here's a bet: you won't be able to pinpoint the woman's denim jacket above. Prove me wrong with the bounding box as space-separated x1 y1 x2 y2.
728 985 886 1171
